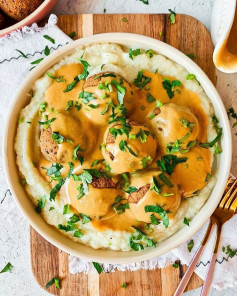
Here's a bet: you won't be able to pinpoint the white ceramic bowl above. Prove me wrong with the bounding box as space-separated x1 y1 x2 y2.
3 33 232 264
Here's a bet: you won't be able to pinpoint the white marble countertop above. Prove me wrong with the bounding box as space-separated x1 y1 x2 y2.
0 0 237 295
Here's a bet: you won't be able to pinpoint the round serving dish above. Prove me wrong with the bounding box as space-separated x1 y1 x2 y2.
0 0 58 37
3 33 232 264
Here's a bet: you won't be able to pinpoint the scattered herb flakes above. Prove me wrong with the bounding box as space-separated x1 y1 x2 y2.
51 132 65 144
162 78 181 99
122 17 128 22
183 217 191 226
222 245 237 258
141 156 153 168
146 49 153 58
139 0 149 4
129 48 141 60
227 107 237 130
130 227 155 251
81 213 91 224
46 277 61 289
47 72 65 82
31 58 44 65
186 53 195 59
47 163 62 177
112 195 130 214
73 145 85 161
92 262 103 274
111 79 126 105
63 204 70 215
172 262 179 268
18 116 24 123
205 173 211 182
214 145 222 154
168 9 176 24
159 173 174 188
187 239 194 252
35 195 46 213
121 282 128 289
38 117 56 126
151 176 162 194
44 45 50 56
69 31 76 38
49 207 55 211
133 70 151 90
103 8 106 13
16 49 28 58
199 128 222 148
43 35 55 44
145 205 169 228
150 214 159 225
0 262 13 273
157 154 187 175
146 93 156 103
186 74 200 85
73 230 83 238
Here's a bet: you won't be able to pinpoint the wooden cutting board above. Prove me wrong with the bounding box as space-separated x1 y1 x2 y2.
31 14 215 296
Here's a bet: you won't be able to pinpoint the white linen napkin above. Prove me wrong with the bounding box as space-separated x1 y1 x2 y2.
0 15 236 291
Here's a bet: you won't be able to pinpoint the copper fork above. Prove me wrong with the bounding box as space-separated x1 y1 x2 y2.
174 176 237 296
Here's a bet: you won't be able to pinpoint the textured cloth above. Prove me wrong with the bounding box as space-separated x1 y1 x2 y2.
0 15 236 291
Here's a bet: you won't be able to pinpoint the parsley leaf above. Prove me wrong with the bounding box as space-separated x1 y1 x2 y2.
81 213 91 224
199 128 222 148
159 173 174 187
43 35 55 44
145 205 169 228
47 72 65 82
92 262 103 274
157 155 187 175
0 262 13 273
129 48 141 60
187 239 194 252
111 79 126 105
183 217 191 226
35 195 46 213
133 71 151 90
46 277 61 289
168 9 176 24
162 78 181 99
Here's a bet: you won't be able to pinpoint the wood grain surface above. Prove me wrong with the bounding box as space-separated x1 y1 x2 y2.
31 13 215 296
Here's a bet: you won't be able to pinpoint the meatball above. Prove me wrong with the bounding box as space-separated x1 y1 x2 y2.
39 112 92 163
81 72 134 125
0 0 43 21
150 103 199 154
102 121 157 174
39 127 58 162
67 174 121 219
128 170 181 223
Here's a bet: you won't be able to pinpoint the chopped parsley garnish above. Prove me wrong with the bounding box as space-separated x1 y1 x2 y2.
172 262 179 268
63 204 70 215
141 155 153 168
73 145 85 161
168 9 176 24
16 49 27 58
43 35 55 44
123 186 138 194
222 245 237 258
81 213 91 224
79 91 96 104
145 205 169 228
199 128 222 148
121 17 128 22
51 132 65 144
179 118 196 129
18 116 24 123
91 159 104 167
0 262 13 273
129 48 141 60
205 173 211 182
159 173 174 188
151 176 162 193
146 93 156 103
157 154 187 175
69 31 76 38
119 140 138 157
111 79 126 105
65 100 74 111
186 53 195 59
146 49 153 58
47 72 65 82
139 0 149 4
186 74 200 85
112 195 130 214
50 178 66 201
121 282 128 288
133 71 151 90
35 195 46 213
64 59 90 92
73 230 83 238
38 117 56 126
187 239 194 252
46 277 61 289
31 58 44 65
214 145 222 154
136 128 150 143
92 262 103 274
150 214 159 225
162 78 181 99
129 227 155 251
183 217 191 226
44 46 50 56
47 163 62 177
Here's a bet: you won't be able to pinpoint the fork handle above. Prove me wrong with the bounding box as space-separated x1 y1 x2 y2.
200 223 222 296
173 220 215 296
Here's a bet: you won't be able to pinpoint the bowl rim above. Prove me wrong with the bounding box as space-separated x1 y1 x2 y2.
3 33 232 264
0 0 57 37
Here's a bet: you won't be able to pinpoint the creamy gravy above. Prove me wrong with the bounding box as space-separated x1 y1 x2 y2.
215 7 237 68
37 62 211 233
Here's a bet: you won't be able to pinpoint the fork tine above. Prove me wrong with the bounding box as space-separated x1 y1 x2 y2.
230 196 237 212
218 179 237 209
225 187 237 209
223 177 236 196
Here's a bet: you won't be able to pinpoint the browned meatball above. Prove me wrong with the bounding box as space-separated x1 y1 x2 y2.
0 0 43 21
91 175 117 189
39 127 58 162
128 184 150 203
